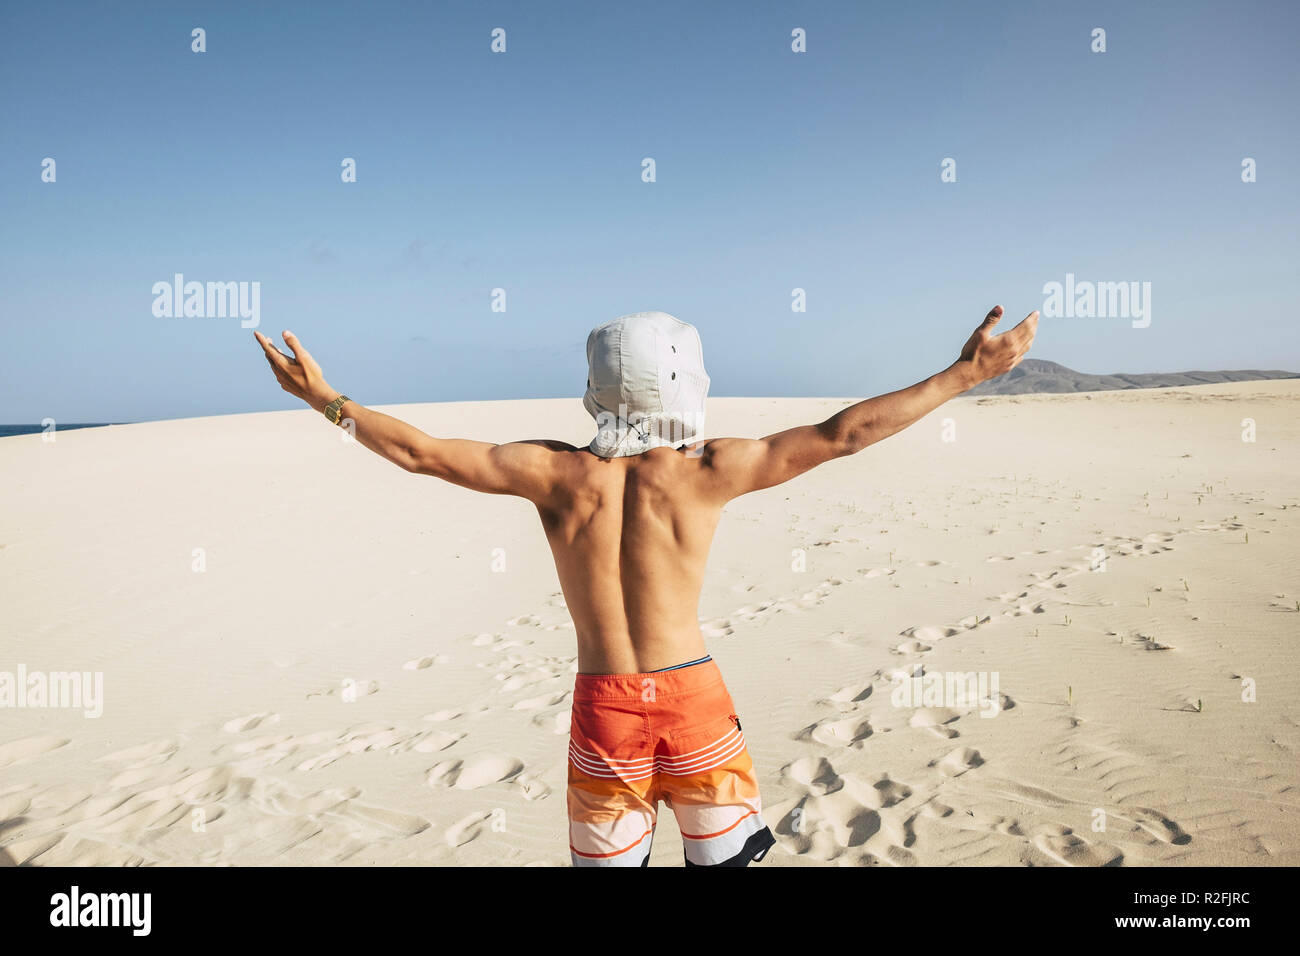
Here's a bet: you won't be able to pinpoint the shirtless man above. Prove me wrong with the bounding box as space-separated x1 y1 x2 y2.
254 304 1037 867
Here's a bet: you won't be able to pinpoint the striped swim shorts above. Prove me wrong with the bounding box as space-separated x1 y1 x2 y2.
567 655 776 867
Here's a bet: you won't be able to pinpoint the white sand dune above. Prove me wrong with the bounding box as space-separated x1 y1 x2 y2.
1 381 1297 866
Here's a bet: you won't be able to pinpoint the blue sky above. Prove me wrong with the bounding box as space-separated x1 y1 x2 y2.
1 0 1297 423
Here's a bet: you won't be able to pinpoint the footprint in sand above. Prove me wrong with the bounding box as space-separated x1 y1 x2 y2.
26 782 90 811
1127 632 1174 651
426 753 524 790
514 773 552 801
1032 826 1122 866
532 709 571 735
294 724 421 771
770 789 883 862
95 738 178 769
403 653 452 670
823 683 872 706
260 785 362 816
11 758 432 865
0 735 70 770
224 734 298 773
222 712 280 734
783 756 843 794
901 625 962 642
859 568 896 579
883 660 925 686
227 733 295 755
919 800 954 820
343 802 430 838
794 716 873 749
1002 602 1046 618
444 810 500 847
0 792 32 825
470 633 532 653
1129 808 1191 845
700 619 734 638
512 691 569 712
421 709 462 722
497 669 564 693
412 730 465 753
930 747 983 776
866 778 914 810
893 639 932 655
908 708 963 739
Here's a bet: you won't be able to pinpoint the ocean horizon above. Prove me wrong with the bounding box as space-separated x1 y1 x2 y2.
0 423 118 438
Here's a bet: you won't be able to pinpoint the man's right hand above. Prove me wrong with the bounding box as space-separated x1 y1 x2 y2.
698 303 1041 501
955 305 1039 388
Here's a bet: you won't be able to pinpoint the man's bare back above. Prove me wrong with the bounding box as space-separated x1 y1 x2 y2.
534 443 724 674
255 305 1038 674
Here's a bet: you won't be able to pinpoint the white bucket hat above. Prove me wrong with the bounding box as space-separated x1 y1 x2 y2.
583 311 710 458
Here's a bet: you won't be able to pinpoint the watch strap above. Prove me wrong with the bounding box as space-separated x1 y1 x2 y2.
324 394 351 425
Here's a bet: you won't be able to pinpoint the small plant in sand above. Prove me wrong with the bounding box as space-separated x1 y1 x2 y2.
1196 699 1203 713
1068 685 1073 705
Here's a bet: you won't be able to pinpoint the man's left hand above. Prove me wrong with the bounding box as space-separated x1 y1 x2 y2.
255 330 337 412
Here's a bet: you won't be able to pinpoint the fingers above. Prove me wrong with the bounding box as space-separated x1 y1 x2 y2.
254 330 290 370
978 305 1003 332
281 330 306 361
263 353 290 389
1009 311 1039 350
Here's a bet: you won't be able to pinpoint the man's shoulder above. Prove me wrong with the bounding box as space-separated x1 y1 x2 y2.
506 438 583 453
690 436 764 465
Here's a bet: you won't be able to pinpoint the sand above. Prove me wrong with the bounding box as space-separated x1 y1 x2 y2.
1 380 1297 866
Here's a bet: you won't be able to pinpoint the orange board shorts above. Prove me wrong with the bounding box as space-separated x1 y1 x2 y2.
567 655 776 867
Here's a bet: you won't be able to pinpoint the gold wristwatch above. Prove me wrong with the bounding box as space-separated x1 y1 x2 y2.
323 394 351 425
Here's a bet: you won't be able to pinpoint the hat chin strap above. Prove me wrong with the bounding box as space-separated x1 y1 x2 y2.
587 410 701 458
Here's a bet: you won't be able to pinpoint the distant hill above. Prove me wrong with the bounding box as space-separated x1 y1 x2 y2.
967 359 1300 396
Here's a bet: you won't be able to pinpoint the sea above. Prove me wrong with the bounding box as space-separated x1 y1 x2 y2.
0 423 117 438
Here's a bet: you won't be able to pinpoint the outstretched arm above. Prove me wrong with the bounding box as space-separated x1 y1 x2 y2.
699 305 1038 500
254 330 567 501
